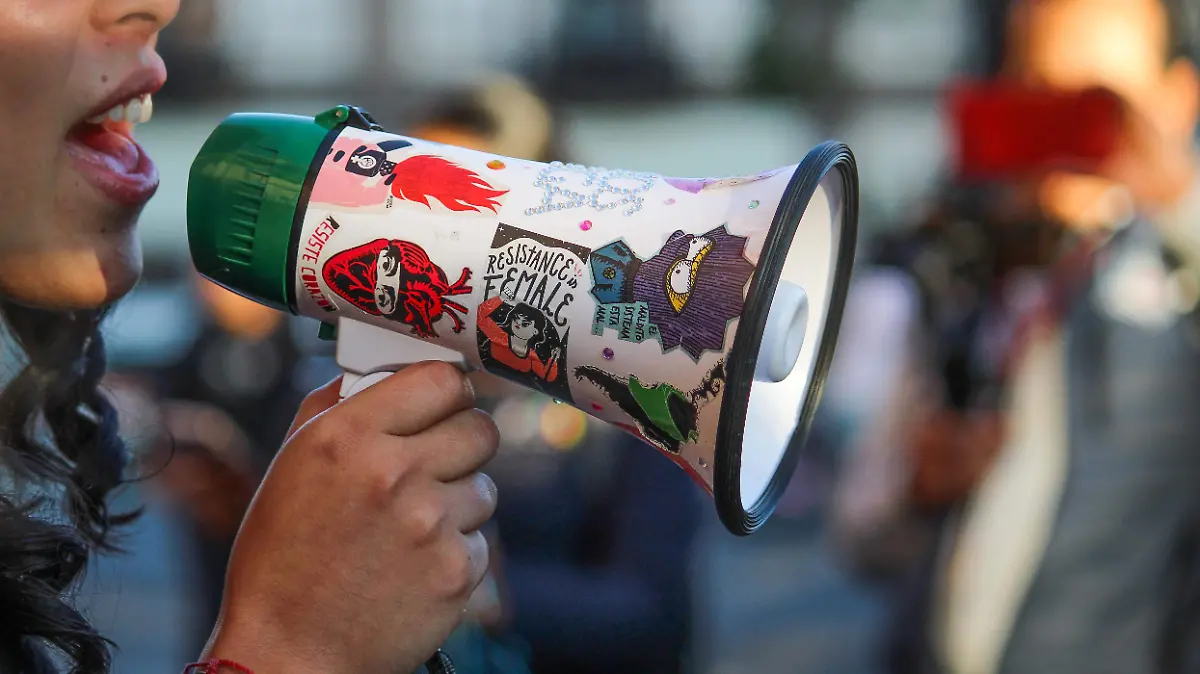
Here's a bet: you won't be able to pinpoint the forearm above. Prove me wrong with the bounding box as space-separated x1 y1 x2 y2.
204 625 355 674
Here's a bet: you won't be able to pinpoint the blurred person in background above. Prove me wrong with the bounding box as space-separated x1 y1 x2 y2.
830 0 1200 673
410 74 564 163
410 76 705 674
0 2 504 673
129 273 314 657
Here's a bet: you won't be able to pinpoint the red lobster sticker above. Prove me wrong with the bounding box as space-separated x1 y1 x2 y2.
322 238 472 339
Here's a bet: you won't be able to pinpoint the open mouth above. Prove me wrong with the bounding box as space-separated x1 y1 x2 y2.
65 92 159 207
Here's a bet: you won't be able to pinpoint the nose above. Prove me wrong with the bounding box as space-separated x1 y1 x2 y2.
92 0 181 42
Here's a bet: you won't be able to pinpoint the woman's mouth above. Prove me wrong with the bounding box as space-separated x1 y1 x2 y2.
64 93 159 207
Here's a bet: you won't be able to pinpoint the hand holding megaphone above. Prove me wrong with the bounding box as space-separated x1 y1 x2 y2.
205 367 498 674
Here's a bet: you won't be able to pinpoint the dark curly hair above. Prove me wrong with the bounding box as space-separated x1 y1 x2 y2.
0 302 136 674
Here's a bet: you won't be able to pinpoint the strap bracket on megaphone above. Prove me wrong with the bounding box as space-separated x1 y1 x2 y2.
314 104 386 134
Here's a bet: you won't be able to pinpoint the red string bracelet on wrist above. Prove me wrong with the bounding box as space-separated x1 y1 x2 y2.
183 659 254 674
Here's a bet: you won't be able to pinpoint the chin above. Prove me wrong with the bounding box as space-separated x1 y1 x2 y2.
0 230 143 311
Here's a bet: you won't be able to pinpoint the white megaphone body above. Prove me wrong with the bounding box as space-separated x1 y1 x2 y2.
187 105 858 536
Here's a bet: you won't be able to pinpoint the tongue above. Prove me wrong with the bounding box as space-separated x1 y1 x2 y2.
71 124 138 173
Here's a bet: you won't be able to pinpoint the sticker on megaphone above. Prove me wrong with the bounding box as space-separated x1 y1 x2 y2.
187 104 860 536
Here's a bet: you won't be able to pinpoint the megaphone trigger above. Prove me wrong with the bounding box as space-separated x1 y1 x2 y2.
339 371 392 400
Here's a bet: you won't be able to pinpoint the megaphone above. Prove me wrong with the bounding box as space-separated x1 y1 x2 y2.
187 105 858 536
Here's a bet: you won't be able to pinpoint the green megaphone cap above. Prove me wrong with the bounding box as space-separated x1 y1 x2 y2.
187 105 360 312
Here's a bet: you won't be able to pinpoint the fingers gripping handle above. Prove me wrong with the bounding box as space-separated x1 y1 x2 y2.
330 318 465 674
334 318 469 399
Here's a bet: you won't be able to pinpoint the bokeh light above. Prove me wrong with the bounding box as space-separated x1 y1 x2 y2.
493 395 542 447
539 401 589 451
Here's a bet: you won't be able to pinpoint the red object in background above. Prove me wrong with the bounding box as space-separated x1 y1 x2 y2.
946 81 1125 180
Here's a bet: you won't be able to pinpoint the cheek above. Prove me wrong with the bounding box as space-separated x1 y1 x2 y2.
0 5 87 273
5 176 145 310
0 106 63 259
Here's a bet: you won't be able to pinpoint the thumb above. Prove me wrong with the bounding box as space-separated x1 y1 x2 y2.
285 375 344 441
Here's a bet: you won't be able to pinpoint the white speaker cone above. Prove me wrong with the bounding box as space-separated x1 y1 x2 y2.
739 170 843 509
714 141 857 536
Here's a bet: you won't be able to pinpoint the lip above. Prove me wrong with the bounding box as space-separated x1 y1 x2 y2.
83 65 166 121
66 65 166 208
65 138 160 208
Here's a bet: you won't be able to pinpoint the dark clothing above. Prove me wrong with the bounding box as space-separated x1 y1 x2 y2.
489 427 704 674
157 321 312 470
875 215 1200 674
994 222 1200 674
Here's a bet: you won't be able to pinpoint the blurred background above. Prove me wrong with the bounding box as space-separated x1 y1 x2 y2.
75 0 1200 673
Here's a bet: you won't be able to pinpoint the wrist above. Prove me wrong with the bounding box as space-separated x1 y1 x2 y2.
204 622 348 674
184 659 254 674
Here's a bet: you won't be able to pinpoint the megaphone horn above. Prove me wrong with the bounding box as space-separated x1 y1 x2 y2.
187 105 859 536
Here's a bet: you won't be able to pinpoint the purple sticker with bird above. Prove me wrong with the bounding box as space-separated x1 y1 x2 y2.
588 225 755 361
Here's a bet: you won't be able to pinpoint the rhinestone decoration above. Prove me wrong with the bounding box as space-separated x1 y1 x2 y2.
749 200 760 209
487 159 506 170
579 219 593 231
665 198 676 205
592 403 604 412
698 458 709 468
602 348 614 360
524 161 658 218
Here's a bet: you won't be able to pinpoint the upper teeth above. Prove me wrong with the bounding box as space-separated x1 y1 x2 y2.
86 94 153 125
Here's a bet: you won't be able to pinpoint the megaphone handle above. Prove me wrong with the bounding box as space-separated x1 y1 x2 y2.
333 318 469 400
328 318 466 674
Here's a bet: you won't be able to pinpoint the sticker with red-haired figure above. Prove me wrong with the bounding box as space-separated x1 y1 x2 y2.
322 238 472 339
475 224 590 404
310 133 509 214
